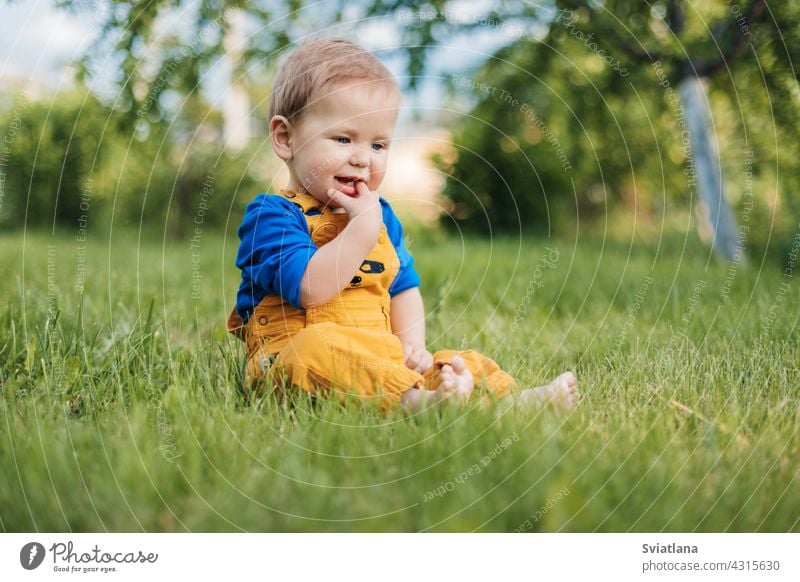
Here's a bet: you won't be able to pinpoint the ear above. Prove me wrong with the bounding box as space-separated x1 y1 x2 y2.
269 115 293 161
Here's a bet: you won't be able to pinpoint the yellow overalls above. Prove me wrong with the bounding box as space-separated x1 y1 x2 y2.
227 189 517 412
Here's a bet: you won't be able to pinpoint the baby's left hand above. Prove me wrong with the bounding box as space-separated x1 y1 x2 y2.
403 344 434 374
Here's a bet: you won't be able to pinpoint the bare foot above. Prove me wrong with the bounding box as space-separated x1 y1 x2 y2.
500 371 580 416
435 355 475 406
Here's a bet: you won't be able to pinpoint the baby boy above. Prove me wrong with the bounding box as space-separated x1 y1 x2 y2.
227 38 578 414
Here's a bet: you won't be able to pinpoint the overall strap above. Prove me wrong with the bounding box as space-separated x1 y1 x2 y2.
280 188 323 215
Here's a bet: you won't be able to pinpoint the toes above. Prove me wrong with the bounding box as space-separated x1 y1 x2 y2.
561 386 580 411
450 355 468 375
553 371 576 387
439 366 455 389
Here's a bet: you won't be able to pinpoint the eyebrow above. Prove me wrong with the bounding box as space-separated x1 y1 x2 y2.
333 127 392 141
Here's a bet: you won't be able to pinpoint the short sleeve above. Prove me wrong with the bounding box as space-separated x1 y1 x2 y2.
381 198 421 295
236 195 317 316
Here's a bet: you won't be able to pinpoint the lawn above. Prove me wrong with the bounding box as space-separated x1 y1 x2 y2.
1 225 798 532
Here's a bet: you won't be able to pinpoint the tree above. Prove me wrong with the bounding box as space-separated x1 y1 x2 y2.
54 0 800 258
45 0 291 236
374 0 797 261
556 0 770 261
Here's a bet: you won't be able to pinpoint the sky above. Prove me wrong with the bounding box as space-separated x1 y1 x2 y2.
1 0 98 90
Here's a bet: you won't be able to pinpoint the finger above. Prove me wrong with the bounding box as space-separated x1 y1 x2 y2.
354 180 372 196
413 352 431 374
412 353 430 374
403 343 412 360
407 352 422 370
327 188 349 207
407 361 425 373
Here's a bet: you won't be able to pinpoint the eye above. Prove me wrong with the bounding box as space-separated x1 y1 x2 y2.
335 136 350 144
372 143 385 151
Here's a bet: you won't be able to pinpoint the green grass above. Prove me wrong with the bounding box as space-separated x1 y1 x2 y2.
1 226 798 532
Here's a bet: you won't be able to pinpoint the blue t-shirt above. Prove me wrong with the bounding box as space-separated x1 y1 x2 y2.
235 194 421 322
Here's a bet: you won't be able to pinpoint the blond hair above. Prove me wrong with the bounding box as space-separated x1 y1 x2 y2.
268 37 399 121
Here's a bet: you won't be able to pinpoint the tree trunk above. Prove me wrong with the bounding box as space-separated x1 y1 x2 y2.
677 75 742 262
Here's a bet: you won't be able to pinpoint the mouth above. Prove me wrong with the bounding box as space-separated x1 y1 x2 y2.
333 176 364 196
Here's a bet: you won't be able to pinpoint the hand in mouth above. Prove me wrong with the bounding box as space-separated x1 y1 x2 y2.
333 176 364 196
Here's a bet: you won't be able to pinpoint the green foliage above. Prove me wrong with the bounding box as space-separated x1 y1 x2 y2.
0 90 112 229
57 0 282 124
0 88 265 237
22 0 800 260
100 99 265 237
380 0 800 262
716 0 800 258
437 37 674 235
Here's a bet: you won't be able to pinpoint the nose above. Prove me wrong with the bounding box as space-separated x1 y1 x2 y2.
349 143 370 168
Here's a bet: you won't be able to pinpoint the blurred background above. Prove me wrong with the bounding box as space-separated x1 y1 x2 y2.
1 0 798 262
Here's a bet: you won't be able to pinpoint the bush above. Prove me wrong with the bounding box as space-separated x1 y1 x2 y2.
0 88 266 238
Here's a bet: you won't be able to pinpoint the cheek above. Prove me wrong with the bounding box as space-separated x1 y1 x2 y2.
370 158 388 177
300 147 343 182
313 146 349 174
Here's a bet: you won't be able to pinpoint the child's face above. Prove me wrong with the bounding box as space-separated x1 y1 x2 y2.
282 82 399 206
